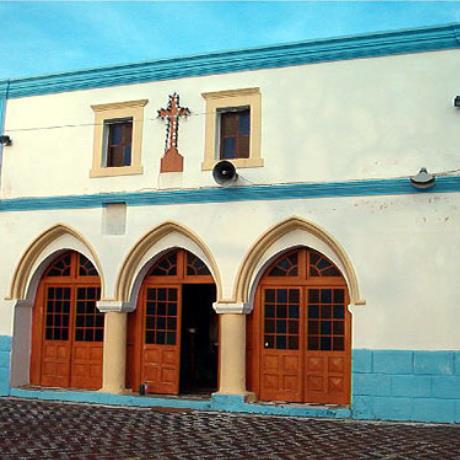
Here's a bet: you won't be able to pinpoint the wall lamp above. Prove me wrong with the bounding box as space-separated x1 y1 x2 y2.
0 135 12 146
410 167 435 190
454 96 460 108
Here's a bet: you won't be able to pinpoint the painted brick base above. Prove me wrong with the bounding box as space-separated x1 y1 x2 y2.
8 389 350 419
0 336 11 396
352 349 460 424
1 341 459 423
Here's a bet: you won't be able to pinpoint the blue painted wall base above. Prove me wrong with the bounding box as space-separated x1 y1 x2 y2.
1 338 459 423
0 336 11 396
7 389 350 419
352 350 460 424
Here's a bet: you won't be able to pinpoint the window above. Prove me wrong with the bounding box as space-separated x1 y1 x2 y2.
219 108 250 159
90 99 147 177
202 88 262 170
104 118 133 167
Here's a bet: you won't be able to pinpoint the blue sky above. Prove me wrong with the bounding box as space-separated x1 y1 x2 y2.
1 1 459 80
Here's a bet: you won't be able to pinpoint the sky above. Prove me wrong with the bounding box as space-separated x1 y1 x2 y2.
1 1 459 81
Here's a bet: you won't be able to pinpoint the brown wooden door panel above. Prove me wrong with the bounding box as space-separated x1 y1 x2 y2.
143 346 179 394
70 343 103 389
304 352 350 404
246 348 255 393
250 249 351 405
260 287 302 402
141 286 181 395
131 249 217 396
125 311 137 390
30 284 45 386
70 285 103 389
40 284 72 387
41 341 70 387
305 287 350 404
31 252 103 391
261 350 302 402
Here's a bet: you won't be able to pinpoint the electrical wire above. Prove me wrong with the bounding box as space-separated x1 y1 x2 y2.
3 111 214 133
3 111 460 179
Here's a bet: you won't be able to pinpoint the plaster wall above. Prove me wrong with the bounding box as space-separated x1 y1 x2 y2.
1 49 459 198
0 191 459 350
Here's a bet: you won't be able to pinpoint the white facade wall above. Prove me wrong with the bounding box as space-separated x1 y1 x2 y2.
1 192 459 350
1 49 459 198
0 48 459 354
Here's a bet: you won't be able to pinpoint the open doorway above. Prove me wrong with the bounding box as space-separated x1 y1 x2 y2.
180 284 217 395
127 249 218 396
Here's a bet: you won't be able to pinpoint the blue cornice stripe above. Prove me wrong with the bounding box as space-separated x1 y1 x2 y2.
1 176 459 213
0 81 8 131
2 23 460 99
0 81 10 176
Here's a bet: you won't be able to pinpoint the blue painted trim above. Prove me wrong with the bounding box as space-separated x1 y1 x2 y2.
10 388 212 410
211 394 351 418
352 349 460 423
0 81 9 177
0 336 12 397
1 175 459 213
2 23 459 99
9 389 350 419
0 82 7 127
4 348 460 423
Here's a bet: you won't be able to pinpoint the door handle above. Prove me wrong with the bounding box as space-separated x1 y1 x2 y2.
264 342 269 348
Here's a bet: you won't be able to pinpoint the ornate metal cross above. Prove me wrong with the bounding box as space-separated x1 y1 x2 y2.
158 93 190 172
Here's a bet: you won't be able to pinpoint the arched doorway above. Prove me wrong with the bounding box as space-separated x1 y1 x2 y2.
127 249 217 395
247 247 351 405
30 251 104 389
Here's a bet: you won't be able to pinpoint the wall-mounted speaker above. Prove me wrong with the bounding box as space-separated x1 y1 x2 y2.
0 135 12 146
410 167 435 189
212 160 238 186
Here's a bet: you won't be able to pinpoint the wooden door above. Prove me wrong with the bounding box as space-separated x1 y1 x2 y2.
40 285 72 387
128 249 215 395
70 286 104 390
30 252 103 390
248 248 351 405
126 310 137 390
141 286 182 395
304 287 350 405
260 287 302 402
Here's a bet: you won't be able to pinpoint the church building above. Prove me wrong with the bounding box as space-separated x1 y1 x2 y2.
0 23 459 423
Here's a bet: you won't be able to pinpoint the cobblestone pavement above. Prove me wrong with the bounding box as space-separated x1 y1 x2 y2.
0 398 459 459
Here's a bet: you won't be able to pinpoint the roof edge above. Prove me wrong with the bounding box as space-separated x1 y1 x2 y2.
2 22 460 99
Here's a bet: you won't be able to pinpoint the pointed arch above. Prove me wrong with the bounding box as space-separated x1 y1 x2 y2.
7 224 104 301
234 217 364 306
115 221 222 303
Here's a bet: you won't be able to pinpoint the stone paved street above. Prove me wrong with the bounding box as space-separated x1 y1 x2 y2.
0 398 459 459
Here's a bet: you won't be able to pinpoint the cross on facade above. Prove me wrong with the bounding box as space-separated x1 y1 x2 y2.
158 93 190 172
